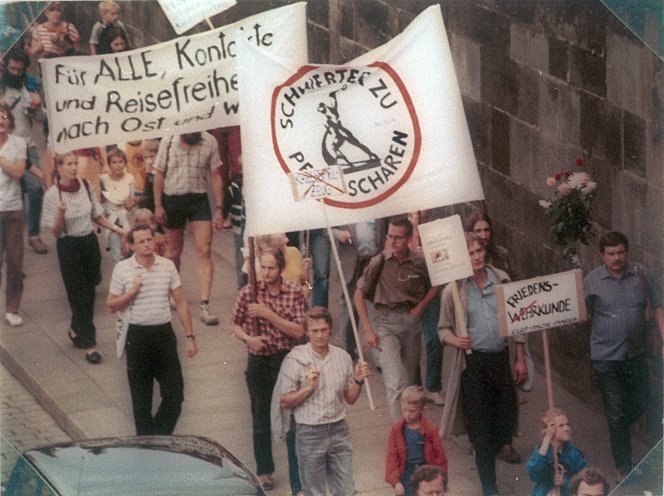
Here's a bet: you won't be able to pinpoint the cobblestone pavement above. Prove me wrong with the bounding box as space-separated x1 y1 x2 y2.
1 362 71 484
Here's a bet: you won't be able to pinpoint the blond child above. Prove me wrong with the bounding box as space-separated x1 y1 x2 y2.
100 149 134 262
385 386 448 496
125 140 146 200
89 1 130 55
527 408 587 496
138 139 160 211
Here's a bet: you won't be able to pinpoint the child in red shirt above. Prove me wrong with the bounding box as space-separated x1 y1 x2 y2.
385 386 448 495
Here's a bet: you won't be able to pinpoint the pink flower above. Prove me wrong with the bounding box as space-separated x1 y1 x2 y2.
546 177 557 186
557 183 571 196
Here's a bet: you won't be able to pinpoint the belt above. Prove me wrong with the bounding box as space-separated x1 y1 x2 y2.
374 302 415 312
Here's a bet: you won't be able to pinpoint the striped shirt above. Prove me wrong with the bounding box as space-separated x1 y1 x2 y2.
153 133 222 196
42 181 104 238
109 254 181 326
232 279 305 356
32 22 80 56
278 343 354 425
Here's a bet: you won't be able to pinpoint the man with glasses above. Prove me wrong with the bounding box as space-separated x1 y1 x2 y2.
354 215 438 420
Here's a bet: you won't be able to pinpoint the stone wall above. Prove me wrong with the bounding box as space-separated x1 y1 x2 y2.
60 0 662 409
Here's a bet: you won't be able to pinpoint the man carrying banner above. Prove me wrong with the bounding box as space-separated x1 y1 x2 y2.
583 231 664 482
231 248 305 493
153 131 223 326
438 233 527 496
277 306 370 496
354 215 438 420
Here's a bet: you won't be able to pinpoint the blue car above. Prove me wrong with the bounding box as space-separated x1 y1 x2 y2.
3 435 265 496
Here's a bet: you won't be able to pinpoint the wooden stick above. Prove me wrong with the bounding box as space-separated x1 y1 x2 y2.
542 329 561 496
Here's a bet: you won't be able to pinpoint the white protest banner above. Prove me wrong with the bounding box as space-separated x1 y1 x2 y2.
496 269 587 338
418 215 472 287
40 3 307 153
237 5 484 236
158 0 237 34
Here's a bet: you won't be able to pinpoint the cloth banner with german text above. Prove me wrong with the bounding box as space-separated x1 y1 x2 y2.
40 3 307 153
237 5 484 236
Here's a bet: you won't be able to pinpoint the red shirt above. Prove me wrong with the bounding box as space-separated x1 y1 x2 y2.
232 279 305 356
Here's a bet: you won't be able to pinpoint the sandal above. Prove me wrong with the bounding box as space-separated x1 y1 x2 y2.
258 474 274 491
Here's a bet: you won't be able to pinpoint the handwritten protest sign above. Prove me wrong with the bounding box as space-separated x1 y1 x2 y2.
158 0 237 34
40 3 307 153
418 215 472 287
289 167 346 201
496 269 587 338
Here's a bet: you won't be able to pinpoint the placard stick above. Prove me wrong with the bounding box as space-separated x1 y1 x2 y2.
451 282 472 355
542 329 561 496
320 206 375 410
205 18 215 29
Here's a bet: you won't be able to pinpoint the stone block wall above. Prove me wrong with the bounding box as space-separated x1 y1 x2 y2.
59 0 662 408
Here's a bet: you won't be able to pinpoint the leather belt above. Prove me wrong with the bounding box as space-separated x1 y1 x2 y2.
374 302 415 312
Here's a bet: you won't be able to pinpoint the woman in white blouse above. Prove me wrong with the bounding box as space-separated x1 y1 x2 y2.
42 152 125 364
0 104 27 328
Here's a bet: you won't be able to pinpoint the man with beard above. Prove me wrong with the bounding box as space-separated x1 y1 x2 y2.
0 49 48 255
153 131 224 326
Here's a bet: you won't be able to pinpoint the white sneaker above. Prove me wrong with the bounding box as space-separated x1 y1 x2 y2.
426 390 445 406
199 303 219 326
5 313 23 327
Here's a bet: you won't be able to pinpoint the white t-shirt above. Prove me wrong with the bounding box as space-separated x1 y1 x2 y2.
0 134 27 212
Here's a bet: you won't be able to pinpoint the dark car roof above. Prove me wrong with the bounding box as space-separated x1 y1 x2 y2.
21 435 264 496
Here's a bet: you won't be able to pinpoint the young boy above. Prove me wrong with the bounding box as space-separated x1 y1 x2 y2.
100 149 134 262
89 1 130 55
385 386 448 496
527 408 588 496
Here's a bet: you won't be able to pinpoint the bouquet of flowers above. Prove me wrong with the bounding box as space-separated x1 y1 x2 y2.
539 158 597 266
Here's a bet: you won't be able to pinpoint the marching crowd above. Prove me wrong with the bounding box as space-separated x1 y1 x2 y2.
2 2 662 496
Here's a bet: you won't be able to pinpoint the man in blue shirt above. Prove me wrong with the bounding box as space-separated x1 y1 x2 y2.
439 233 527 496
583 231 664 481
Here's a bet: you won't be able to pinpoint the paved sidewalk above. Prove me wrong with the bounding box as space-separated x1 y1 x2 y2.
0 229 647 495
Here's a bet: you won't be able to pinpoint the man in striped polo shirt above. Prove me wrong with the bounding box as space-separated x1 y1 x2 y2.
107 223 198 436
278 307 371 496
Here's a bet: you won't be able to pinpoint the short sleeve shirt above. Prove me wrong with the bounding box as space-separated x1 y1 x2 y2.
232 279 305 356
357 250 430 306
153 132 222 196
109 254 181 326
0 134 26 212
584 263 663 360
278 344 354 425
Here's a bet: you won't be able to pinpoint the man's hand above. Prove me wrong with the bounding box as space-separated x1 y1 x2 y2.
213 208 223 230
186 339 198 358
354 360 371 382
154 206 166 225
394 482 405 496
245 335 270 353
131 274 143 293
362 323 380 350
446 334 471 350
305 363 320 391
513 357 528 385
409 304 425 320
247 302 273 320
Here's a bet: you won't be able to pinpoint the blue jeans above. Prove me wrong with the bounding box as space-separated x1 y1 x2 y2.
422 296 442 392
374 307 422 420
592 356 649 471
24 145 43 237
296 420 354 496
310 229 330 307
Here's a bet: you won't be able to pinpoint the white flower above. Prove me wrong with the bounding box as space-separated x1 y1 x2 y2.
567 172 590 190
539 200 552 208
581 181 597 194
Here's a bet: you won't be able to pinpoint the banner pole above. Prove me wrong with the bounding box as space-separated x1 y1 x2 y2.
320 204 375 410
542 329 561 496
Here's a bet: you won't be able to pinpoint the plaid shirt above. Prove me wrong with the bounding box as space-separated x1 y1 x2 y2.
153 132 222 195
232 279 305 356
